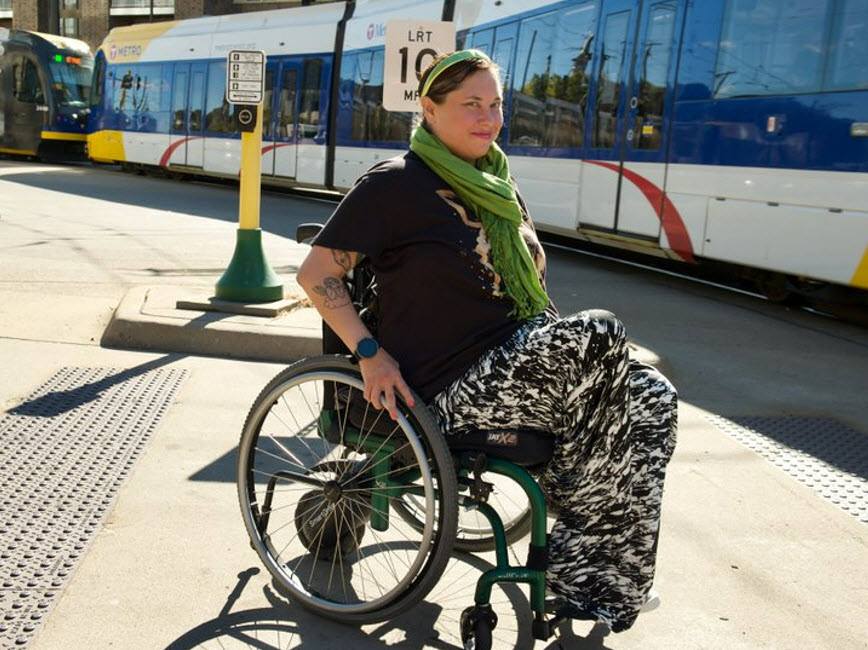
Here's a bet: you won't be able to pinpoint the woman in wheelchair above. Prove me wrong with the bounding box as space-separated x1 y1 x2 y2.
295 50 678 634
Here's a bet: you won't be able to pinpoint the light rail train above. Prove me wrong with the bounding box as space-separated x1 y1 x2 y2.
0 29 92 159
86 0 868 300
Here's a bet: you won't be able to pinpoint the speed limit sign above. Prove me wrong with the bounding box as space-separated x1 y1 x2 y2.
384 20 455 112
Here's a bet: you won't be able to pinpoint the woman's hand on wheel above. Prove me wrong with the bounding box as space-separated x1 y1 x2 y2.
359 350 415 420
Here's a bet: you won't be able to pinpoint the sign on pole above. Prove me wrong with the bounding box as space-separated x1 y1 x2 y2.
226 49 265 105
383 20 456 112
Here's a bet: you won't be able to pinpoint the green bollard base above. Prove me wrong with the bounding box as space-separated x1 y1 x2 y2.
215 228 284 303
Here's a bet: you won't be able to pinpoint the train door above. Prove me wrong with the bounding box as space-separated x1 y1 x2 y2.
617 0 682 238
6 54 46 155
580 0 640 231
262 63 277 176
170 64 190 165
186 63 206 168
270 60 301 179
169 62 206 167
469 23 516 145
491 24 517 146
580 0 684 239
469 24 516 92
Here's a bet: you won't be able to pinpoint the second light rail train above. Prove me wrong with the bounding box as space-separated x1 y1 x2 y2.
85 0 868 302
0 28 93 159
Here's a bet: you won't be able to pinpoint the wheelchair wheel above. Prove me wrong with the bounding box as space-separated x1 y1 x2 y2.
460 605 497 650
237 356 458 625
392 474 532 552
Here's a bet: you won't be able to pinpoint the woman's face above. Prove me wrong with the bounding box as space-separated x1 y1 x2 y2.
422 67 504 163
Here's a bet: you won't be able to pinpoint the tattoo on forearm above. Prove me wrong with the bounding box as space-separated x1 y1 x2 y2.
332 249 355 273
312 276 351 309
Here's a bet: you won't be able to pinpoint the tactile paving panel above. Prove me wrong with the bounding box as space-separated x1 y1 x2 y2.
0 366 187 648
706 415 868 524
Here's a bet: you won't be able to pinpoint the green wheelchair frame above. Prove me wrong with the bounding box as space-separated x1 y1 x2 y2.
245 393 568 648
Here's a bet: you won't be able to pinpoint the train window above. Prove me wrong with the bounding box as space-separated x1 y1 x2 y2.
14 60 45 104
172 70 188 131
204 61 239 134
60 18 79 38
633 2 676 150
714 0 831 98
344 49 412 143
137 65 162 113
491 30 515 93
263 69 274 139
825 0 868 91
470 29 494 56
91 56 104 108
113 64 157 113
299 58 322 139
189 70 205 132
280 68 298 139
115 67 136 111
509 3 596 148
593 10 629 149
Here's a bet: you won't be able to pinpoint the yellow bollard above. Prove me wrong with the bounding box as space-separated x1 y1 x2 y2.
215 101 283 302
238 106 263 230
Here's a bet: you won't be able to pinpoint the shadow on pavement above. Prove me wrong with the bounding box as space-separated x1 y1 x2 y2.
8 354 184 417
164 558 616 650
0 164 336 242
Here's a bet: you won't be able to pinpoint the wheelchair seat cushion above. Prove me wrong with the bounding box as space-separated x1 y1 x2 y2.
446 428 554 468
342 390 553 467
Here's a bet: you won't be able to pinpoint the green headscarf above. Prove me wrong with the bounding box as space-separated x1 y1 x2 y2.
409 126 548 321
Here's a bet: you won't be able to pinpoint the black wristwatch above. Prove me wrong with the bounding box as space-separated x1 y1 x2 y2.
354 337 379 360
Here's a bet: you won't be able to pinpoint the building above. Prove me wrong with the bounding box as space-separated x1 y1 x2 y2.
0 0 333 53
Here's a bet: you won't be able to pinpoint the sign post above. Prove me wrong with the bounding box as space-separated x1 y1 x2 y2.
383 20 456 112
216 50 283 303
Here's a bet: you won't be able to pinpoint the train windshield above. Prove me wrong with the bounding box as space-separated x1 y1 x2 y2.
48 54 94 108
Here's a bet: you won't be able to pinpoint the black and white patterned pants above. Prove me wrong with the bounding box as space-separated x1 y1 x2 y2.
431 309 678 632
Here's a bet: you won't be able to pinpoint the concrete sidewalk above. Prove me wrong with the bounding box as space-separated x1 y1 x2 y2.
21 285 868 650
1 160 866 650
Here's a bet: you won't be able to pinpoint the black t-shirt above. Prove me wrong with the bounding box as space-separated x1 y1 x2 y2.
314 151 547 402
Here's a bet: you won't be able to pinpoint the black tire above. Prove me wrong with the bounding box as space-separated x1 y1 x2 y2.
468 619 493 650
460 606 496 650
237 355 458 625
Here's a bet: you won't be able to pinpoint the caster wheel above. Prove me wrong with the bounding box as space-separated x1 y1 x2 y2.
460 605 497 650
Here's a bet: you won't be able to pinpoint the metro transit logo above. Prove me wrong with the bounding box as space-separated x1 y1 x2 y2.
108 43 143 60
366 23 386 40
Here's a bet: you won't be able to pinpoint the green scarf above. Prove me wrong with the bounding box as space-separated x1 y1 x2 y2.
410 126 548 320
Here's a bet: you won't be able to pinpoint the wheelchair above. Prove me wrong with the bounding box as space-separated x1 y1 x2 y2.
236 225 578 649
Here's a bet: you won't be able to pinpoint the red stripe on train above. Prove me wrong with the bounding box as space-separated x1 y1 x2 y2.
261 143 294 155
585 160 695 263
159 136 204 167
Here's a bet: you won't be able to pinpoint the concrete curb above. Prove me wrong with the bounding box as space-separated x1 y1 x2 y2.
101 285 322 362
102 285 669 375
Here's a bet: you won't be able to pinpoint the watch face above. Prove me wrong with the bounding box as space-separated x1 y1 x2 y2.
357 338 378 358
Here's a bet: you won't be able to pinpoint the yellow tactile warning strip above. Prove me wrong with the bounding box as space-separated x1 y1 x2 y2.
0 366 187 647
707 414 867 524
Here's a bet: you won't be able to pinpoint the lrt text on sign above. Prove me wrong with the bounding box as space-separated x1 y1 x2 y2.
226 50 265 104
383 20 455 112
